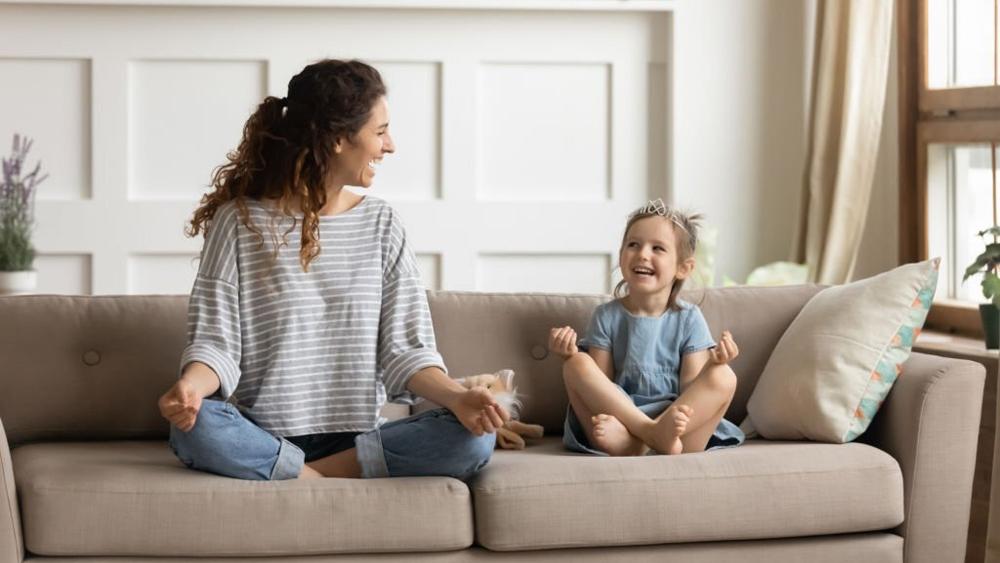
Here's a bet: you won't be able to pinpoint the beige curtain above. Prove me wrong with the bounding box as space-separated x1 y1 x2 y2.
794 0 894 284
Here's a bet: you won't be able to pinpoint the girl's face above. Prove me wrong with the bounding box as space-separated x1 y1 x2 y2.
331 96 395 189
619 216 694 297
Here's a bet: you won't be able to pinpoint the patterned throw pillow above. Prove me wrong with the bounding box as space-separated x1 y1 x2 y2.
743 258 939 443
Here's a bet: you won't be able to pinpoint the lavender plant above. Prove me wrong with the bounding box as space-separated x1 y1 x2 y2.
1 135 47 271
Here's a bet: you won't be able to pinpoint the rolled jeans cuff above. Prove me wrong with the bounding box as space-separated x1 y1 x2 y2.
355 429 389 478
270 437 305 480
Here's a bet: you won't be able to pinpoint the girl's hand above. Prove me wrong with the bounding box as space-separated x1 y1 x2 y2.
548 326 578 360
709 330 739 365
449 387 510 436
158 379 203 432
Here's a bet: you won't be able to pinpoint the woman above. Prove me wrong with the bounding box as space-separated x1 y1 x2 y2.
158 59 507 481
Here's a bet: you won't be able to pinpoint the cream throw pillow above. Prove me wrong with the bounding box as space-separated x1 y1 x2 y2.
743 258 939 443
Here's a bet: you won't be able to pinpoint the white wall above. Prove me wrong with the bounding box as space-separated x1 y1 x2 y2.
1 0 902 294
673 0 900 284
673 0 809 284
0 2 669 295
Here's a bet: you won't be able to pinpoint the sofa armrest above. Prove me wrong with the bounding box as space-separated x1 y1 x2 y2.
0 417 23 563
866 351 985 563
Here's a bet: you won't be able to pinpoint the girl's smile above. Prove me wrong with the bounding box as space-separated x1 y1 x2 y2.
620 216 687 295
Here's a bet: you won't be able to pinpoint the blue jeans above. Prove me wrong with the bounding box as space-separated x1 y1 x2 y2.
169 400 495 481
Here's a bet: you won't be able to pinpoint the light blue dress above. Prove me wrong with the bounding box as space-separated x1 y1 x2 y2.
563 298 745 454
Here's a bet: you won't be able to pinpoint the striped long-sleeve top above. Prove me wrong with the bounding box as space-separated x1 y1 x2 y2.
179 196 445 437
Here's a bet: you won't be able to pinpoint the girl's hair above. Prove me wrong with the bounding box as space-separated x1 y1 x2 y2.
613 202 703 311
187 59 387 272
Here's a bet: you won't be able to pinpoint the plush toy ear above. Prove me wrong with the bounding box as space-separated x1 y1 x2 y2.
496 427 525 449
497 369 515 389
508 420 544 439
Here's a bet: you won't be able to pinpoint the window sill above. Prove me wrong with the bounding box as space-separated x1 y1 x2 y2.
915 329 997 362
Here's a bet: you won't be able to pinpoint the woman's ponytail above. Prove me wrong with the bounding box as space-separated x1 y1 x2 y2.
187 59 386 274
187 95 287 238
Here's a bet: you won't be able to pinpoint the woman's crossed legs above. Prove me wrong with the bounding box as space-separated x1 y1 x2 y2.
169 400 495 481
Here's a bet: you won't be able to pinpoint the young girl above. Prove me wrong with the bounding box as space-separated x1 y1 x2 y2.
158 59 507 482
549 199 744 456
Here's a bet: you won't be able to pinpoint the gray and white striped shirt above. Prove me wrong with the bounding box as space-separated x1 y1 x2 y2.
180 196 444 436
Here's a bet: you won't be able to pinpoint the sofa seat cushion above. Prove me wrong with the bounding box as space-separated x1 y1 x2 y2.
471 438 903 551
13 441 474 557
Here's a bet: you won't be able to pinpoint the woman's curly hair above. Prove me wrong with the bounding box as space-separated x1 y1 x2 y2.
187 59 386 272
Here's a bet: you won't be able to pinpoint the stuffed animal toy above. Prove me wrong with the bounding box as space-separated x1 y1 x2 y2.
457 369 544 450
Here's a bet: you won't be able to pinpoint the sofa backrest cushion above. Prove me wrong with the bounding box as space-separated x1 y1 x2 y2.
427 285 822 432
0 295 187 445
0 285 821 444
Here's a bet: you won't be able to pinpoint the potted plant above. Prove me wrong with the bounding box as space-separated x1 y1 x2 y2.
964 226 1000 349
0 134 47 295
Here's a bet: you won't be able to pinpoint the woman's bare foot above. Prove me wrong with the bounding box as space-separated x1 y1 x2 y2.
591 414 649 456
645 404 693 455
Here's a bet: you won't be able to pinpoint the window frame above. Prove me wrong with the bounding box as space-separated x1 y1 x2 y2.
901 0 1000 337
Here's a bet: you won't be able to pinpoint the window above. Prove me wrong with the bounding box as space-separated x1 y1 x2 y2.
901 0 1000 335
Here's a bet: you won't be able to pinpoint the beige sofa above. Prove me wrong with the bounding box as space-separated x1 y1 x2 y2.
0 286 986 562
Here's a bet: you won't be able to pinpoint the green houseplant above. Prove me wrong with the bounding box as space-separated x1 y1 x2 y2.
0 134 47 295
964 226 1000 349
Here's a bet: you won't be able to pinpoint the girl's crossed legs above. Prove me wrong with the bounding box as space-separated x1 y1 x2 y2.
562 352 735 455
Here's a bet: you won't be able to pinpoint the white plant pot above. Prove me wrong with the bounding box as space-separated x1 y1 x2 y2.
0 270 37 295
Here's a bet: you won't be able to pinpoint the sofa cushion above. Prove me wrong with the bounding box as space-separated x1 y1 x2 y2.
13 441 473 556
426 286 821 433
745 259 938 442
471 438 903 551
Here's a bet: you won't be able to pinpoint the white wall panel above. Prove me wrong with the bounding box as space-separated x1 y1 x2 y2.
416 253 441 290
478 63 610 201
34 253 92 295
127 253 199 294
372 62 441 201
477 254 610 294
128 60 266 201
0 58 91 200
0 5 670 294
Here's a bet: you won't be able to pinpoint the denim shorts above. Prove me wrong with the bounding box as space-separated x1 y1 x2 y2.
286 432 360 462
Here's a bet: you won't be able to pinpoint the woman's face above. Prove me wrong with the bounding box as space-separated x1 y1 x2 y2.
331 96 395 189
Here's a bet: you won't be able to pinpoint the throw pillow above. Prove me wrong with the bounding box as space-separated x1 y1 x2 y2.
743 258 939 443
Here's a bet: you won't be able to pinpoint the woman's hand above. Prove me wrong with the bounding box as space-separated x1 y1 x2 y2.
448 387 510 436
709 330 739 365
158 378 203 432
548 326 578 360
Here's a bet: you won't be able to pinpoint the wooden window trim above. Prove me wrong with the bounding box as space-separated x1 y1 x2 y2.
913 121 1000 337
921 86 1000 113
901 0 999 337
900 0 920 266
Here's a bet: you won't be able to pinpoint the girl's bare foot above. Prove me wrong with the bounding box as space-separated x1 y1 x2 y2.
646 404 692 455
591 414 649 456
